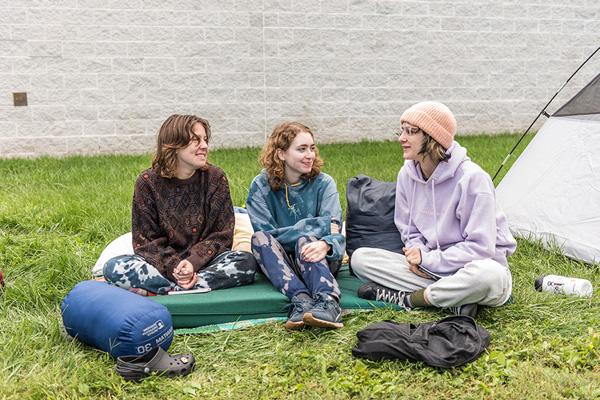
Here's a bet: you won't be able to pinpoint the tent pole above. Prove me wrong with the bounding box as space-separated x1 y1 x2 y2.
492 45 600 183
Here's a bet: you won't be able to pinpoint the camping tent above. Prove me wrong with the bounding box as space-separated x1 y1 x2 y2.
496 73 600 265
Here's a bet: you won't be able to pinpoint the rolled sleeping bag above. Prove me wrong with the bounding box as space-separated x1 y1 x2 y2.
61 280 173 358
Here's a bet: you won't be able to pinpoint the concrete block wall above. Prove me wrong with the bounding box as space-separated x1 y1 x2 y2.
0 0 599 157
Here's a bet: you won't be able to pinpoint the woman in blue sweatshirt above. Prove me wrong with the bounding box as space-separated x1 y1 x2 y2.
246 122 345 330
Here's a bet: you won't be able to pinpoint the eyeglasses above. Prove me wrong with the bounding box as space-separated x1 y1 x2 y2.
190 135 208 145
394 125 422 137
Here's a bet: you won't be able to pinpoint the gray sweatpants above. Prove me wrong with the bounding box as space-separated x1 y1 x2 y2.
350 247 512 308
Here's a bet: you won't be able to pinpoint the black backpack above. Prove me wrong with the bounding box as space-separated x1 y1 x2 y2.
345 175 404 258
352 316 491 368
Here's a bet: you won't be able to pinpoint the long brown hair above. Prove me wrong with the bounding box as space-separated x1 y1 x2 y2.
259 121 323 191
152 114 212 178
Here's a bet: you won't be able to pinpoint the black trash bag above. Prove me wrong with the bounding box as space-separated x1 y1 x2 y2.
345 175 404 259
352 316 491 368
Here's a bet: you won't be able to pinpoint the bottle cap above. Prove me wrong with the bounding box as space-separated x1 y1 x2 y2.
534 275 546 292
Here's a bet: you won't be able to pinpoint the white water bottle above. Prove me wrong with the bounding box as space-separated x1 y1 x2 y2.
535 275 593 298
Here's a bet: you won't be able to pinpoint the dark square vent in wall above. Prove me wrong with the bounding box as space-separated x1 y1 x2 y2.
13 92 28 106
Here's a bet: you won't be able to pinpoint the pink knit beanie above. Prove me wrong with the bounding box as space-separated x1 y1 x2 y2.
400 101 456 149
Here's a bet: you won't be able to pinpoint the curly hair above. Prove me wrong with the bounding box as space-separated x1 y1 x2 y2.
259 121 323 191
418 132 450 164
152 114 212 178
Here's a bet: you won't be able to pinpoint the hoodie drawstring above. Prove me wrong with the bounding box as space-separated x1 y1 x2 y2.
406 183 417 241
431 179 441 250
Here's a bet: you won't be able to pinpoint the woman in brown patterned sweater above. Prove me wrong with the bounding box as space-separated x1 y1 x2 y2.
103 114 257 295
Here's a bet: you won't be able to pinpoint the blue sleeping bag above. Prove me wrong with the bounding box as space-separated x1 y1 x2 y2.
61 280 174 358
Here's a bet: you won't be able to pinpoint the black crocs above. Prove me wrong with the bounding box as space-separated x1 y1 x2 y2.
115 347 195 382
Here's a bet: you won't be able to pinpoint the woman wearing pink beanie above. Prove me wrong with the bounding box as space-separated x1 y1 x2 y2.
351 101 517 317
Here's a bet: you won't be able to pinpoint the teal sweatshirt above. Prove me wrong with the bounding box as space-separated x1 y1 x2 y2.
246 171 345 261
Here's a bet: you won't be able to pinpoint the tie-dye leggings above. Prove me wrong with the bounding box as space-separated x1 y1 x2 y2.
251 231 341 300
103 250 257 295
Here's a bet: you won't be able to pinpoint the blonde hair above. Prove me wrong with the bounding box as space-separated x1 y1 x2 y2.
419 132 450 164
152 114 211 178
259 122 323 191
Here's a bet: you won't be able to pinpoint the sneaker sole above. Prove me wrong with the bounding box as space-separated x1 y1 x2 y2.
449 303 479 319
459 304 479 318
302 313 343 329
285 319 305 331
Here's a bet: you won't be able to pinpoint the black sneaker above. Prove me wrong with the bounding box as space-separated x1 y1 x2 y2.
303 293 343 329
285 293 314 331
358 282 409 309
448 303 479 318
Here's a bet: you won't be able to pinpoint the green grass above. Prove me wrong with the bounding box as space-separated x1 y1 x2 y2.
0 134 598 399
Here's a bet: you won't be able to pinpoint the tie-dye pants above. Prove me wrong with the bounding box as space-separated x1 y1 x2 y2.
251 231 341 300
103 250 257 295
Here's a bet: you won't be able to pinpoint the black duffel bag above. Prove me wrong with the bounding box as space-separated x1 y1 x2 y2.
352 316 491 368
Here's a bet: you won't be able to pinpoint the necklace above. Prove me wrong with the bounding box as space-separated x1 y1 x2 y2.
284 181 302 210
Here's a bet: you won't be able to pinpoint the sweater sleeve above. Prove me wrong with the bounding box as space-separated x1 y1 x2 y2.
185 172 234 271
246 178 330 252
317 176 345 261
131 174 181 277
419 175 498 275
394 168 427 251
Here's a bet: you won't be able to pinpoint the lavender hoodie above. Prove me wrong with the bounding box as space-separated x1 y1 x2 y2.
395 141 516 276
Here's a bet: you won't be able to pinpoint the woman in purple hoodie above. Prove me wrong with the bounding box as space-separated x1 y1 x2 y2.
351 101 517 317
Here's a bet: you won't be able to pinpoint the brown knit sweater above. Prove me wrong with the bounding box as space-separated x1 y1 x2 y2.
131 165 234 281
